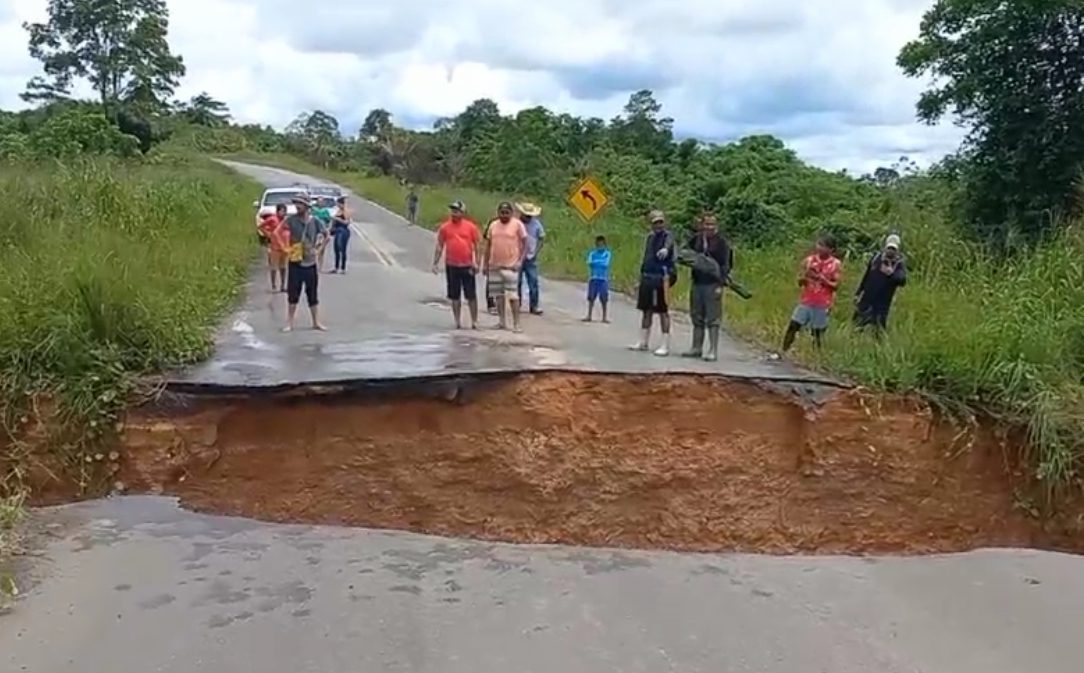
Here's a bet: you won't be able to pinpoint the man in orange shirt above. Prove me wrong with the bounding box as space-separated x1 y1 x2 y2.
258 204 289 292
432 200 481 329
781 234 842 353
483 201 528 332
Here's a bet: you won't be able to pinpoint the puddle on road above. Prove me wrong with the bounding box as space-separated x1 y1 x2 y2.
100 372 1084 555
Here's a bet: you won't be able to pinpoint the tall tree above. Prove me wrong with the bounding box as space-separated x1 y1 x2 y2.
898 0 1084 247
182 92 231 127
23 0 186 117
360 108 392 141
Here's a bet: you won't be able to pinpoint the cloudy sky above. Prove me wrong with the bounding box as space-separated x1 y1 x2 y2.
0 0 963 173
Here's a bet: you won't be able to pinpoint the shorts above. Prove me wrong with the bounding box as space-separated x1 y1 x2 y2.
636 275 668 313
445 265 477 301
587 278 609 303
267 248 288 270
791 303 829 330
286 262 318 306
487 268 519 299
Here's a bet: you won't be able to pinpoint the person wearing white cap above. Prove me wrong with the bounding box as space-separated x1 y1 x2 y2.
853 233 908 332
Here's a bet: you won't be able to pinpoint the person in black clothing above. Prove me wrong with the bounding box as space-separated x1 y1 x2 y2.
853 233 907 333
682 213 731 361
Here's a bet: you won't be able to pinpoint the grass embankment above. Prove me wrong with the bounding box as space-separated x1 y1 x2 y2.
0 157 260 505
229 152 1084 505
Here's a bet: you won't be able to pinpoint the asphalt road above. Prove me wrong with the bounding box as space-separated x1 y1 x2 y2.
3 497 1082 673
171 161 838 393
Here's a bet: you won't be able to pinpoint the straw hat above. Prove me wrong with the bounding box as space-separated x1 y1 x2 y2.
516 202 542 217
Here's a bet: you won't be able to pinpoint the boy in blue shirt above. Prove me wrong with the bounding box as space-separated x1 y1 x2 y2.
583 235 612 323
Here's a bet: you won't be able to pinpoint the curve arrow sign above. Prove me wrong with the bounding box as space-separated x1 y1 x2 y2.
580 189 597 210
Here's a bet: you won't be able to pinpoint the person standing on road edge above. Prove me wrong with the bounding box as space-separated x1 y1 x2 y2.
259 204 289 292
406 187 419 225
778 235 841 354
516 202 545 315
483 201 528 332
330 195 351 274
583 235 611 323
283 194 328 332
630 210 676 356
853 233 907 334
432 200 481 329
311 196 333 273
683 213 731 361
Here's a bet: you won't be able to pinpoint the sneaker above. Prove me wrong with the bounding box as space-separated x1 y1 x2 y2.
653 345 670 357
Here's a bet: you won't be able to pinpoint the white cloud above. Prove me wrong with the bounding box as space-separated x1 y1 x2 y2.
0 0 962 173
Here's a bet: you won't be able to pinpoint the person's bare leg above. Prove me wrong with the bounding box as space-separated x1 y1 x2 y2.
268 264 277 291
601 300 609 323
654 313 672 356
278 268 287 291
451 300 463 329
583 299 594 321
496 298 508 329
468 299 479 329
310 304 326 330
283 303 298 332
510 297 522 332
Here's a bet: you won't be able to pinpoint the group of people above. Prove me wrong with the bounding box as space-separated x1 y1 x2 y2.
256 193 353 332
429 199 909 360
430 200 546 332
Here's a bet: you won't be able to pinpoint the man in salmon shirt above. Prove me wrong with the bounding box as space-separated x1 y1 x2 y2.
432 200 481 329
781 234 841 353
483 201 528 332
258 204 290 292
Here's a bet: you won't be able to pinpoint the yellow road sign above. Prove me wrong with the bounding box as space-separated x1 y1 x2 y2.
567 177 609 222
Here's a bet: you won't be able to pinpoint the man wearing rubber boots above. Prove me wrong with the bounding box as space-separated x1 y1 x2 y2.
683 213 731 361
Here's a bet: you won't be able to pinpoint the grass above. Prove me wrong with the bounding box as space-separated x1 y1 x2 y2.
228 152 1084 505
0 156 260 499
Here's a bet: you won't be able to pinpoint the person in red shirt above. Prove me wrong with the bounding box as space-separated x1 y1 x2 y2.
781 235 841 353
431 200 481 329
258 204 290 292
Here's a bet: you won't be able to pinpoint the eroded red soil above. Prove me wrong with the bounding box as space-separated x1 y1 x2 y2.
111 373 1083 554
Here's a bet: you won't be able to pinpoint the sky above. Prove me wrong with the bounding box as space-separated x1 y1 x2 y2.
0 0 964 174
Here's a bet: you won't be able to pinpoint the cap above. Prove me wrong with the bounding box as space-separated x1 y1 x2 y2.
449 200 466 211
885 234 901 250
648 209 666 223
497 201 514 212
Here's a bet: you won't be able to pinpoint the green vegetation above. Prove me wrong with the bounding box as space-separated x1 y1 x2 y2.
1 0 257 527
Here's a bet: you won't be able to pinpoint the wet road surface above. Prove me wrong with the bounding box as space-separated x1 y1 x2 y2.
4 497 1082 673
172 161 839 392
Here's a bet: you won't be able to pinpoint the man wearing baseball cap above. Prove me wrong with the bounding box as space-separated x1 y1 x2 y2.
432 200 481 329
853 233 907 332
630 209 676 356
282 193 327 332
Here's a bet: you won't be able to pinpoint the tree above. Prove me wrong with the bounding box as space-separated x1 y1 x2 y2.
360 108 392 141
23 0 186 117
181 93 231 127
898 0 1084 247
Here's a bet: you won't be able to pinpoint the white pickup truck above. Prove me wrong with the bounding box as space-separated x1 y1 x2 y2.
252 185 309 225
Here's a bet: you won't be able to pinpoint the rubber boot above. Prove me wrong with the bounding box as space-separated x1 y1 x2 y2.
629 327 650 351
653 332 671 357
682 327 705 357
702 327 720 362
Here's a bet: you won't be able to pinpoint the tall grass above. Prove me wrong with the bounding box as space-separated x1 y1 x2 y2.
230 154 1084 503
0 157 259 494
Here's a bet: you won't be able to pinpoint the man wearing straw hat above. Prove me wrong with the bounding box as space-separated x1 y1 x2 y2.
282 193 328 332
515 201 546 315
629 210 676 356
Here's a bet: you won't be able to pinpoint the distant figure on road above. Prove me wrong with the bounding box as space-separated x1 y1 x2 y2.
683 213 731 361
515 202 545 315
258 204 289 292
779 235 841 354
432 200 481 330
630 210 676 356
406 188 419 225
283 194 328 332
583 235 611 323
853 234 907 334
310 197 333 273
330 196 351 274
483 201 528 332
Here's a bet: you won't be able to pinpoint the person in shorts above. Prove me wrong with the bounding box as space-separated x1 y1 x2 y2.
583 235 611 322
283 194 328 332
630 210 676 356
258 204 289 292
781 235 841 352
432 200 481 329
483 201 528 332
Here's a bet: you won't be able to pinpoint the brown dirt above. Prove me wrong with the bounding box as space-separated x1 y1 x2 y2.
100 373 1083 554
